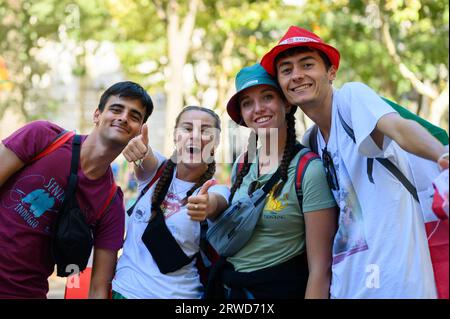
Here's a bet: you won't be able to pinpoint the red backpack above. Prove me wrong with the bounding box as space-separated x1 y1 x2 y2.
233 145 319 210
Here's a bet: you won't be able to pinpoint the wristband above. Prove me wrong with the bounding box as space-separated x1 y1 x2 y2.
133 146 151 168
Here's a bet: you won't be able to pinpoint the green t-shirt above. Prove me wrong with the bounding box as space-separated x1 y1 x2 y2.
228 148 336 272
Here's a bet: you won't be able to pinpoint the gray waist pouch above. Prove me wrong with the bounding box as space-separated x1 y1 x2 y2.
206 169 281 257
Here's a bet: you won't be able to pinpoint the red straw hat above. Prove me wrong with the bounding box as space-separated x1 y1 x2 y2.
261 26 340 76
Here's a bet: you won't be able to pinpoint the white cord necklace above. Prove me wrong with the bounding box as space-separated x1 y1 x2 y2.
169 180 192 197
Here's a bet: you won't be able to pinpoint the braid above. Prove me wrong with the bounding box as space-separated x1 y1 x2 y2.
229 130 257 202
272 111 297 198
181 161 216 205
149 154 177 220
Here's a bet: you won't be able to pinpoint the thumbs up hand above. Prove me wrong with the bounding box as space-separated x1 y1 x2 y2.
123 123 150 164
187 180 215 221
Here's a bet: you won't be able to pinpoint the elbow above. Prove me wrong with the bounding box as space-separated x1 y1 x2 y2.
307 255 333 283
207 195 228 221
308 265 332 282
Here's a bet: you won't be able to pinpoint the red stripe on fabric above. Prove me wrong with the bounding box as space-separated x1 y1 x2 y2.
425 219 449 299
32 131 75 162
432 191 448 220
97 183 118 220
296 151 319 189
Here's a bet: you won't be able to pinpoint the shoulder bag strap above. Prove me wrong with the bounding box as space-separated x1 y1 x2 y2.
337 107 418 202
31 131 75 163
126 160 168 216
295 148 320 208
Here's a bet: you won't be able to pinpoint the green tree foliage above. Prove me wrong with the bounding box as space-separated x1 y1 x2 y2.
0 0 67 120
0 0 117 124
1 0 447 133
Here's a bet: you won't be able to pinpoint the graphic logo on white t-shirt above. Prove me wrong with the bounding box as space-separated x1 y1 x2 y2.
161 191 182 219
133 208 146 222
332 160 369 264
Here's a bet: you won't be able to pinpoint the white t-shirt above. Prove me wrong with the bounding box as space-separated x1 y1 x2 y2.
112 152 230 299
306 82 437 299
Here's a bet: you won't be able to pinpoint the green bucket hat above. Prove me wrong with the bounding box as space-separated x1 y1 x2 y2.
227 63 282 127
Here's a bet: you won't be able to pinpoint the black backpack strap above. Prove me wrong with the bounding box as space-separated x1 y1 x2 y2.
55 134 81 220
198 220 213 268
336 108 419 202
126 160 167 216
66 135 82 201
337 109 356 143
199 220 209 253
374 158 419 202
367 158 375 184
337 108 376 183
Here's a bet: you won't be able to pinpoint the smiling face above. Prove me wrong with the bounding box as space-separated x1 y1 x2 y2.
276 49 336 109
238 84 291 134
174 109 220 166
94 95 146 147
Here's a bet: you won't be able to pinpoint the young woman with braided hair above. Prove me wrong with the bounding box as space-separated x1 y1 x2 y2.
111 106 230 299
218 63 338 299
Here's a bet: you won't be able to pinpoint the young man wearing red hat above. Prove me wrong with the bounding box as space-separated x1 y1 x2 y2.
261 26 449 299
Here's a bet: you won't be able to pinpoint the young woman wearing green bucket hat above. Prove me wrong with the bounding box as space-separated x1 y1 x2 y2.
209 63 338 299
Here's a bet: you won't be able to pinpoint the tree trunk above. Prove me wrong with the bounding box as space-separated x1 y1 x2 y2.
379 14 448 126
429 82 449 128
78 74 88 133
163 0 200 156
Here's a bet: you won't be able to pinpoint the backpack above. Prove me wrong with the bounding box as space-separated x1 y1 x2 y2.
32 131 117 278
306 97 449 299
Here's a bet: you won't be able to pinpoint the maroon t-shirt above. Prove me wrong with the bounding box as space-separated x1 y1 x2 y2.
0 121 125 298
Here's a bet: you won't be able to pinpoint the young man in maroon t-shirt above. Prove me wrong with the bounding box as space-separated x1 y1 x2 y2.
0 81 153 299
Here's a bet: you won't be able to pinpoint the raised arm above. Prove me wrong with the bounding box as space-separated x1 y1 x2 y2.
373 113 448 167
304 206 338 299
0 143 25 187
122 123 159 181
